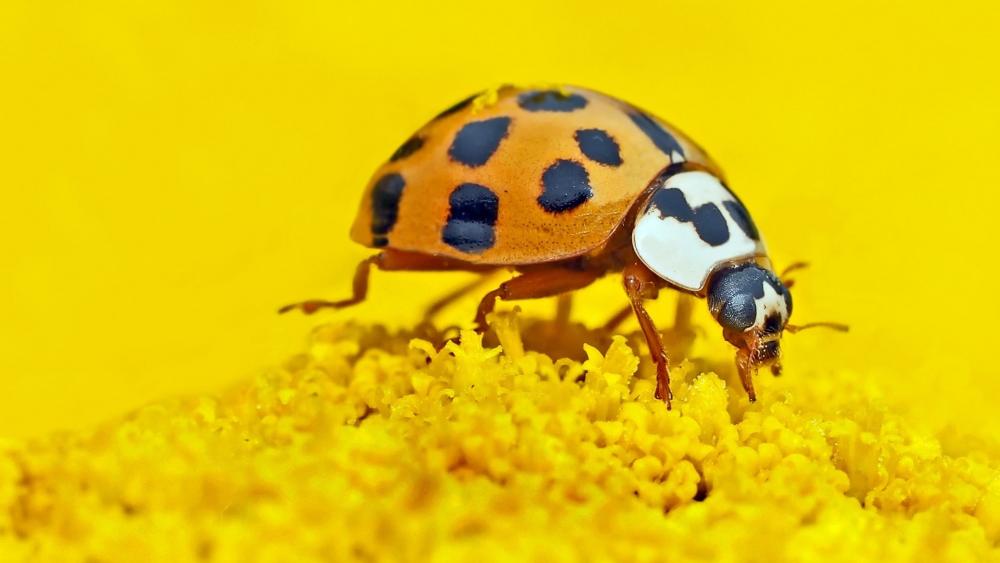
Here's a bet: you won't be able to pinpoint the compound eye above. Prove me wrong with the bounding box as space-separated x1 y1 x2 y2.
719 294 756 331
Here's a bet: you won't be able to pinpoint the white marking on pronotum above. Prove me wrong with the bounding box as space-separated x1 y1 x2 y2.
753 281 789 331
632 171 767 291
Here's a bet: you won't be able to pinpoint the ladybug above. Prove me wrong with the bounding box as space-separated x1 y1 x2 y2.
281 85 845 407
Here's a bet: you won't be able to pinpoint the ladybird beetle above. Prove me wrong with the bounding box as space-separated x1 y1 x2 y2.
281 85 846 407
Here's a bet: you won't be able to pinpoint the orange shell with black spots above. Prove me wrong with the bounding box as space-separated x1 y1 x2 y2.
350 85 723 265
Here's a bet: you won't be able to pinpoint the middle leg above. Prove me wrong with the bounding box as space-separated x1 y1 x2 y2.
474 267 601 332
279 249 490 316
424 274 497 320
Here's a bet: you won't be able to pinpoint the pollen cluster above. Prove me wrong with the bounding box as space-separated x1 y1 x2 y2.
0 313 998 562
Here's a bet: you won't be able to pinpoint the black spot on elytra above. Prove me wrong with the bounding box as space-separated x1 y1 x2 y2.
370 173 405 247
574 129 622 166
389 136 424 162
723 200 760 241
442 183 499 253
628 111 685 160
434 92 478 120
538 160 593 213
517 90 588 112
448 116 511 168
648 188 729 246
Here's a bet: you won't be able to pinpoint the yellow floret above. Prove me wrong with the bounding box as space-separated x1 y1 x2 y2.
0 311 998 562
470 83 573 113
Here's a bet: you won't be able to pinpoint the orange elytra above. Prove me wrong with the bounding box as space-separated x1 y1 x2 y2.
282 85 846 407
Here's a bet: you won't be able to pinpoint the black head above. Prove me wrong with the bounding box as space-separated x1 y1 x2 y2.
707 263 793 365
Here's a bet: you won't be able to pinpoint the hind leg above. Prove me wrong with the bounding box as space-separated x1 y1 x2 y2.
279 255 378 314
279 249 481 315
474 268 601 332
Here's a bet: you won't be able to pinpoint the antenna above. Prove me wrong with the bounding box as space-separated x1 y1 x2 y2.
779 262 810 288
780 262 810 278
785 322 849 334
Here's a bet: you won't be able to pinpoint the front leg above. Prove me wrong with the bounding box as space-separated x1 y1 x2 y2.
735 349 757 402
603 293 697 361
622 262 672 408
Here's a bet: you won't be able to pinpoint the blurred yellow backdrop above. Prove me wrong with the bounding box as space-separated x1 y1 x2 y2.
2 0 998 438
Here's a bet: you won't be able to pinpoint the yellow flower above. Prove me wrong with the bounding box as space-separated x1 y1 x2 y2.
0 311 998 562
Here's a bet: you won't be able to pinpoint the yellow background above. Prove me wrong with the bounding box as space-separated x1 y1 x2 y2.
2 0 998 438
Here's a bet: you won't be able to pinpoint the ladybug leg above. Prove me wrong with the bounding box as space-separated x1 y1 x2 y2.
602 305 633 333
605 293 694 333
622 262 672 408
424 274 497 320
735 349 757 402
554 293 573 329
278 254 378 314
474 268 600 332
280 249 482 315
673 293 694 332
668 293 700 359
